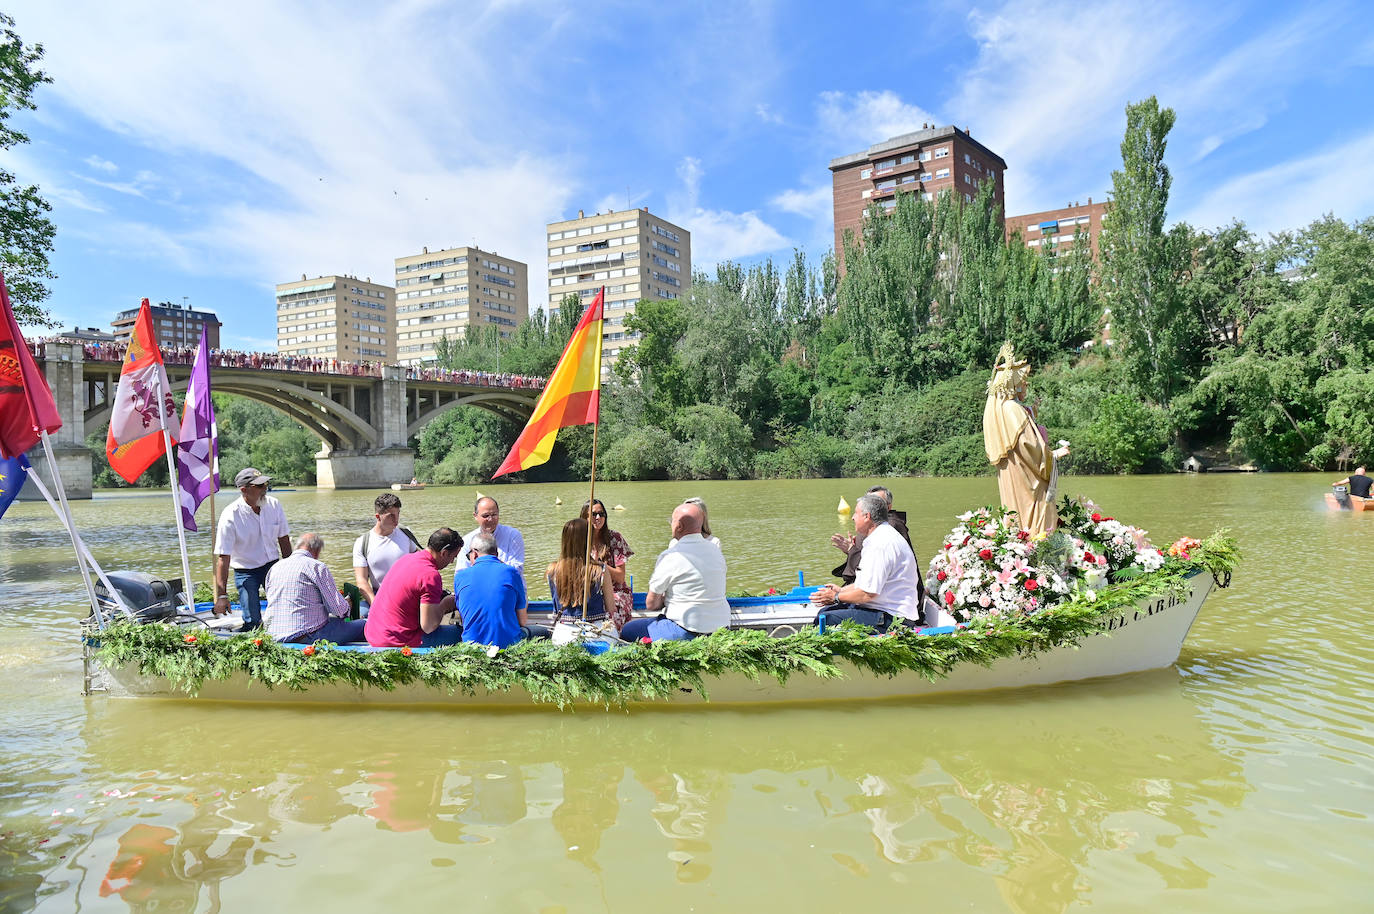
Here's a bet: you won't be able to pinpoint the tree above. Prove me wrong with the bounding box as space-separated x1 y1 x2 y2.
0 14 56 325
1099 96 1200 402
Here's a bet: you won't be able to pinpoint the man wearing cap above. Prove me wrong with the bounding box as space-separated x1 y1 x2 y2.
213 467 292 630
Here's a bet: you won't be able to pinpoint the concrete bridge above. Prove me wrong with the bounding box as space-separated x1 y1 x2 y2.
30 342 541 498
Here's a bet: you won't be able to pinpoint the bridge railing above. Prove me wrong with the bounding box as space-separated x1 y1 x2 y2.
27 339 545 390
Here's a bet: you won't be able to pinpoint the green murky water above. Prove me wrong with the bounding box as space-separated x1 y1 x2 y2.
1 475 1368 912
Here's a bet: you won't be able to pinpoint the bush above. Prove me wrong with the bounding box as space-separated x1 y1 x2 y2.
599 427 678 480
670 404 754 479
753 428 855 478
920 434 992 477
1071 395 1169 473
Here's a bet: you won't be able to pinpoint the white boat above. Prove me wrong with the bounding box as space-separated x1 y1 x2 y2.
86 572 1214 708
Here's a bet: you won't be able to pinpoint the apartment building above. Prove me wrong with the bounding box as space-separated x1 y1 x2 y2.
275 275 395 362
393 246 527 365
545 207 691 365
830 125 1007 272
112 302 221 349
1005 198 1109 260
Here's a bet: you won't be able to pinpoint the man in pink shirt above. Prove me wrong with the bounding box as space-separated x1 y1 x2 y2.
364 528 464 647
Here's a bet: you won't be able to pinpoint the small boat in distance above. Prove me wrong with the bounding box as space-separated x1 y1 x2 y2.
1325 485 1374 511
391 479 426 491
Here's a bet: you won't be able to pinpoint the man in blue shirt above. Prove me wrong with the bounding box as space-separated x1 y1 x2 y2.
454 532 549 648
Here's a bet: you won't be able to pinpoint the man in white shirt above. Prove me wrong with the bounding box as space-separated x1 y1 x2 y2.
453 496 525 574
212 467 292 631
621 502 728 642
809 493 924 632
353 492 420 605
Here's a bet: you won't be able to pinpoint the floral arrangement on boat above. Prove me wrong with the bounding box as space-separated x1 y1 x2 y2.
930 495 1177 624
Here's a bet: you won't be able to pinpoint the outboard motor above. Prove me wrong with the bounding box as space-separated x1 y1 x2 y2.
93 572 184 623
1333 484 1352 510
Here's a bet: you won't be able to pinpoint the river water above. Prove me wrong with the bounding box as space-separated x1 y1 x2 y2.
0 475 1369 913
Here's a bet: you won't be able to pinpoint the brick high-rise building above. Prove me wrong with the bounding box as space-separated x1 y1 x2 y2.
275 275 395 362
393 246 528 366
545 207 691 366
830 125 1007 271
1005 198 1109 260
112 302 221 349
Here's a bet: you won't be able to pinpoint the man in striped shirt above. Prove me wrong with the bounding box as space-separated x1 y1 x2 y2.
264 533 367 644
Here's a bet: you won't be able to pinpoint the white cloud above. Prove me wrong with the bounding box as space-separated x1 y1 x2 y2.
771 185 831 220
667 157 787 267
817 90 940 151
754 103 784 125
11 1 577 294
1180 130 1374 235
83 154 118 173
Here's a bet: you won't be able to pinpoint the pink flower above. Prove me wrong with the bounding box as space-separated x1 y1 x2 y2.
640 637 652 644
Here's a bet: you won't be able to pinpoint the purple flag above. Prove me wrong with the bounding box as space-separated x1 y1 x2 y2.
176 328 218 531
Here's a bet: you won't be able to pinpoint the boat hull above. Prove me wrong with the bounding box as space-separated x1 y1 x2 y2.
1326 492 1374 510
94 576 1214 708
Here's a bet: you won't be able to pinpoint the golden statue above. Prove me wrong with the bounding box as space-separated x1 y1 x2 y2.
983 342 1066 534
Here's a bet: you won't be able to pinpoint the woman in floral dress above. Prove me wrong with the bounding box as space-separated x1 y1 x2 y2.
580 499 634 631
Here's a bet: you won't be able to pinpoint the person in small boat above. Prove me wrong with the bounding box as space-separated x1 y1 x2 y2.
622 502 729 642
455 532 549 648
364 527 464 648
453 496 525 574
668 496 722 549
831 485 912 586
546 517 615 626
264 532 367 644
212 467 292 631
1333 465 1372 502
353 493 421 607
579 499 634 631
810 494 924 633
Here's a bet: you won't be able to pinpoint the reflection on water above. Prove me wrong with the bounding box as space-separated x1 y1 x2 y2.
3 673 1239 913
3 474 1374 912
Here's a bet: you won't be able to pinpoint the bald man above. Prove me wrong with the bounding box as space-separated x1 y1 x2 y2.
621 502 729 643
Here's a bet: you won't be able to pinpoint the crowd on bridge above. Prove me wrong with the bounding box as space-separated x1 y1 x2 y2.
25 337 545 390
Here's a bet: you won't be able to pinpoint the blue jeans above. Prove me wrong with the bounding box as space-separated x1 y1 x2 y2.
620 616 698 643
286 617 367 644
234 562 275 631
420 625 463 647
817 606 893 633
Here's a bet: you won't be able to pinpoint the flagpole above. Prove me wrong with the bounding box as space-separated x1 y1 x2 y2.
37 431 102 621
163 429 195 605
580 287 605 624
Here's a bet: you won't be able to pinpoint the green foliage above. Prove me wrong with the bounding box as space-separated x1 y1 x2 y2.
670 403 753 479
920 434 991 477
752 427 855 479
1309 370 1374 467
0 14 56 325
415 406 515 482
1099 96 1201 403
91 529 1239 707
1071 394 1170 474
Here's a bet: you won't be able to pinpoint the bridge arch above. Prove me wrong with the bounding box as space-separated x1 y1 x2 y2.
406 391 535 439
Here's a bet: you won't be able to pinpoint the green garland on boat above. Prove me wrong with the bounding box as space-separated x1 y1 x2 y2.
90 532 1239 707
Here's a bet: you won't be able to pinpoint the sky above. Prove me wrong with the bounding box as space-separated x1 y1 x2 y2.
7 0 1374 347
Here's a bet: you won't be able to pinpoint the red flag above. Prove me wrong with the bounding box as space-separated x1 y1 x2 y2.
105 299 176 483
491 289 603 478
0 273 63 459
109 300 177 447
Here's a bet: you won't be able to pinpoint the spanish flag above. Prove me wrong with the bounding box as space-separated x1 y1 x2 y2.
491 288 604 478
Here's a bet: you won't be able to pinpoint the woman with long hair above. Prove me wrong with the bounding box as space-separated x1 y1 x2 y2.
579 499 635 631
546 517 614 625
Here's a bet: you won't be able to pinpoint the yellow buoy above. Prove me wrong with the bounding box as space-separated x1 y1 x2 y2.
837 496 851 515
475 490 484 500
554 497 562 505
613 504 626 511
